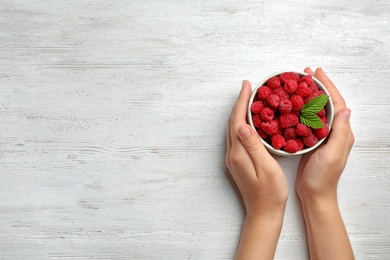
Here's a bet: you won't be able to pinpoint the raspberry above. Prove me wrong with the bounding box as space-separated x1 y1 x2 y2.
290 95 304 111
308 81 319 92
313 89 326 97
273 88 289 100
284 139 300 153
303 134 319 147
320 116 327 124
317 108 326 118
278 99 292 115
304 94 315 103
261 120 279 136
267 77 281 89
296 123 312 137
257 128 268 139
261 107 274 122
252 114 262 128
266 94 280 108
296 82 313 97
283 80 298 94
250 101 264 114
279 72 300 84
314 123 329 139
296 139 304 151
257 86 272 100
299 75 314 85
283 127 296 140
279 114 299 128
271 134 286 150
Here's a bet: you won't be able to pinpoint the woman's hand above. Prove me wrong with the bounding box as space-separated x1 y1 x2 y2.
226 80 288 259
296 67 355 260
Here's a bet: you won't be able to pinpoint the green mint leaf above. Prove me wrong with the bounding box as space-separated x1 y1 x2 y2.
300 113 325 129
301 94 329 114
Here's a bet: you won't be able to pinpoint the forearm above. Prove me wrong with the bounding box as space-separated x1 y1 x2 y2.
235 213 284 260
301 197 354 260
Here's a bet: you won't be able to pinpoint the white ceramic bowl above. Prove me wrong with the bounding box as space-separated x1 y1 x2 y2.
247 71 334 156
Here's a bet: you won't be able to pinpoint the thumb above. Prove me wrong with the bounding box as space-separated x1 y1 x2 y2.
238 124 269 164
326 108 353 155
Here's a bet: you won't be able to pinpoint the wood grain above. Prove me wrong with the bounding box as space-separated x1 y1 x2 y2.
1 0 389 259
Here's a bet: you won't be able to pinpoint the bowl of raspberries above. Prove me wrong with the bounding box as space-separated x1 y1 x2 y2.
247 71 334 156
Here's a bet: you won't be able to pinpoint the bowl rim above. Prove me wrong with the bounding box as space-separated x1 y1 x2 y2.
247 71 334 156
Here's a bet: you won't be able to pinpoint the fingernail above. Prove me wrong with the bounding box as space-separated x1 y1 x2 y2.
238 125 251 138
342 108 351 121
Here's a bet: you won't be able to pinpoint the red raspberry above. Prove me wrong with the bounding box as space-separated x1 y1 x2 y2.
261 120 279 136
283 80 298 94
271 134 286 150
317 108 326 118
308 81 318 92
296 123 312 137
257 128 268 139
250 101 264 114
279 72 300 84
313 89 326 97
278 99 292 115
279 114 299 128
283 127 296 140
284 139 300 153
314 123 329 139
296 82 313 97
273 88 289 100
267 77 281 89
299 75 314 85
261 107 274 122
296 139 304 151
320 116 327 124
257 86 272 100
266 94 280 108
290 95 304 111
252 114 262 128
304 94 315 103
303 134 318 147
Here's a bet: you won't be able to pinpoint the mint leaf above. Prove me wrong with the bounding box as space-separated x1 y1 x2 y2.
301 94 329 114
300 113 324 129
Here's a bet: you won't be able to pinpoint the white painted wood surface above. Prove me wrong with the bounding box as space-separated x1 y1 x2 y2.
1 1 389 259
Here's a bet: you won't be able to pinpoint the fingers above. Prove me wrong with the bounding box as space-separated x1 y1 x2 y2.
229 80 252 131
304 67 314 75
227 80 251 168
313 68 346 114
237 124 269 170
325 108 354 160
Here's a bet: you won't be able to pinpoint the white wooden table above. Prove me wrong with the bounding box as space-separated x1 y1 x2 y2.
1 1 389 259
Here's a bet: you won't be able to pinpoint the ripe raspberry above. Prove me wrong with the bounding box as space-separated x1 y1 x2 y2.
296 123 312 137
296 139 304 151
273 88 289 100
299 75 314 85
257 128 268 139
320 116 327 124
314 123 329 139
313 89 326 97
278 99 292 115
267 77 281 89
279 72 300 84
283 80 298 94
261 107 274 122
296 82 313 97
271 134 286 150
250 101 264 114
283 127 296 140
252 114 262 128
261 120 279 136
279 114 299 128
308 81 318 92
266 94 280 108
284 139 300 153
304 94 315 103
290 95 304 111
257 86 272 100
303 134 319 147
317 108 326 118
